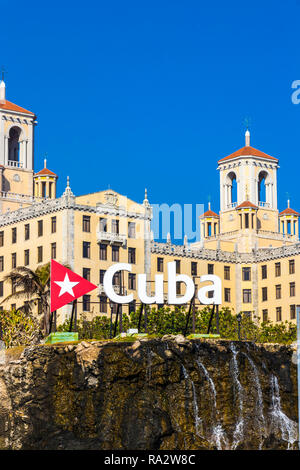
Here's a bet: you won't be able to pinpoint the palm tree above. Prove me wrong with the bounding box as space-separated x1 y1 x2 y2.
1 263 51 334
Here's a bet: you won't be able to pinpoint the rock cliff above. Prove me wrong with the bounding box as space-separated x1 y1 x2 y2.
0 337 297 450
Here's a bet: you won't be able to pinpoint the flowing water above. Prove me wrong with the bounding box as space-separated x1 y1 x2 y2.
230 343 244 449
270 374 297 449
182 364 203 436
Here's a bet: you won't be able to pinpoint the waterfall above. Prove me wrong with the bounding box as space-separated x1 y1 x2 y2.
195 351 229 449
230 343 244 449
181 364 203 436
196 359 217 409
270 374 297 449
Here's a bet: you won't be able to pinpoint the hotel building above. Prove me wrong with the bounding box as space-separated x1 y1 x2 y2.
0 80 299 324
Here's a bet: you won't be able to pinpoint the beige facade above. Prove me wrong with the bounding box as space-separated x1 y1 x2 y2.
0 81 299 325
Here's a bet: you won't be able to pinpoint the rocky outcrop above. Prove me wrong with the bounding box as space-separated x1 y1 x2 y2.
0 337 297 450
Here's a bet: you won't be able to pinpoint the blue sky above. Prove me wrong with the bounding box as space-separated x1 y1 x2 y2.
2 0 300 241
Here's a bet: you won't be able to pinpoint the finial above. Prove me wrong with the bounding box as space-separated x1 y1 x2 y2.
1 67 6 82
44 158 47 168
208 201 211 211
145 188 148 200
167 232 171 243
67 176 70 187
62 175 74 198
288 198 290 208
245 129 250 147
184 234 188 246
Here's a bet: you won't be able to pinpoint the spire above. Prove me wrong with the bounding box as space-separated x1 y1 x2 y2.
62 176 75 198
143 187 150 207
0 80 5 104
245 129 250 147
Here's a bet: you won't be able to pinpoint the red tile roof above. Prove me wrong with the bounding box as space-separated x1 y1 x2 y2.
200 210 219 218
236 201 258 210
34 168 58 177
0 100 35 116
279 207 299 216
218 145 278 163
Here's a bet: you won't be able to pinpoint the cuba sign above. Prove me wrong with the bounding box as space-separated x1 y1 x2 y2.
104 261 222 305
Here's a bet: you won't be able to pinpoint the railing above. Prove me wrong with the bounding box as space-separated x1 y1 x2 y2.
0 191 46 204
227 202 237 209
96 230 127 246
98 284 127 296
258 201 270 208
7 160 23 168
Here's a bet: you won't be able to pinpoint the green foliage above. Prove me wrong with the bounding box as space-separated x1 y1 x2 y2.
57 306 297 345
0 308 41 348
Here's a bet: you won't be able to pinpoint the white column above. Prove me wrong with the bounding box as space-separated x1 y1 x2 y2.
4 135 8 165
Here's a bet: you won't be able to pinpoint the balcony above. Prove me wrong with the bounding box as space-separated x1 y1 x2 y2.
258 201 270 208
96 230 126 246
98 284 127 296
7 160 23 168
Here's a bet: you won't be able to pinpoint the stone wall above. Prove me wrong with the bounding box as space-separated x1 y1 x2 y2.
0 338 297 450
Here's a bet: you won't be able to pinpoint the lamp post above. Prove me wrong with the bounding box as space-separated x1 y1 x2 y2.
236 313 242 341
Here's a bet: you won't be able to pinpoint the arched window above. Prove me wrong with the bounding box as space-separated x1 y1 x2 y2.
258 171 268 204
8 126 21 163
226 171 237 206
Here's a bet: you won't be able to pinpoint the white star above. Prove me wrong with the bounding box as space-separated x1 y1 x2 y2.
54 273 79 297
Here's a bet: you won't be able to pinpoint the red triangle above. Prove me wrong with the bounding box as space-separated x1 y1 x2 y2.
50 260 97 312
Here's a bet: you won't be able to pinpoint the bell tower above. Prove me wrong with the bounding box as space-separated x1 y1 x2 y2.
0 78 37 212
218 130 279 236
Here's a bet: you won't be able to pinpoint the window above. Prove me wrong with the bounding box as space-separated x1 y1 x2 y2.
82 215 91 232
290 282 296 297
290 305 296 320
11 253 16 269
128 247 136 264
157 257 163 272
99 270 105 284
275 262 281 277
0 282 3 297
289 259 295 275
0 231 4 247
83 241 90 258
191 262 197 277
276 307 282 322
242 267 251 281
112 246 119 262
175 260 181 274
25 224 30 240
99 243 107 261
51 242 56 259
83 268 91 281
224 288 231 302
0 256 4 272
100 296 107 313
262 309 268 322
261 265 267 279
262 287 268 301
275 284 281 299
112 220 119 234
51 217 57 233
82 295 91 312
129 300 136 313
38 220 43 237
243 289 252 303
12 227 17 243
128 273 136 290
208 264 214 274
113 271 121 286
208 290 214 299
99 218 107 232
176 282 181 295
224 266 230 280
24 249 29 266
38 246 43 263
128 222 136 239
